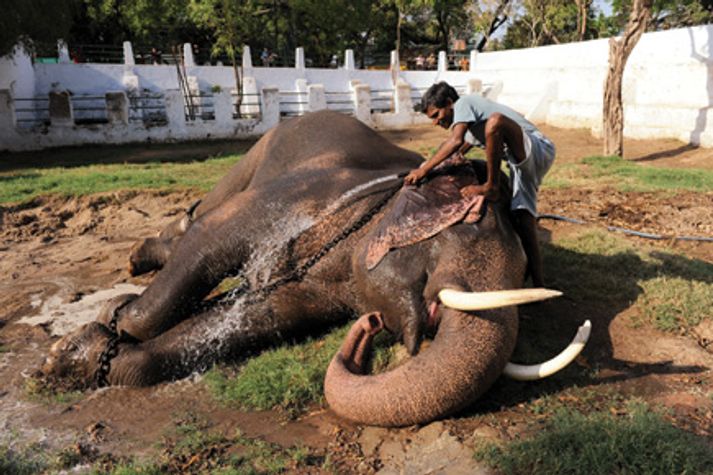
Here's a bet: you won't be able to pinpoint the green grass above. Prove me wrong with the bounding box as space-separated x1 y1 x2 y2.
0 443 48 475
474 403 713 475
541 155 713 192
205 322 398 416
543 230 713 335
23 374 85 405
0 154 242 204
583 155 713 191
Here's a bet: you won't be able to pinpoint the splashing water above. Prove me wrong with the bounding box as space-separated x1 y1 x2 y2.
177 174 403 369
323 173 401 216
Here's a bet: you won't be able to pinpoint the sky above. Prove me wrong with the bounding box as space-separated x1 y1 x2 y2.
594 0 613 16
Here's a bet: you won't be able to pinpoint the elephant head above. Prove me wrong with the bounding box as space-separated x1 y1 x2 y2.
324 172 591 427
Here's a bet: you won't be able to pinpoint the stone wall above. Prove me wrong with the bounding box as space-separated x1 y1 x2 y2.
1 24 712 152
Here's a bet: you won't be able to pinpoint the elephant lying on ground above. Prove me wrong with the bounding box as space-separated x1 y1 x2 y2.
43 110 590 427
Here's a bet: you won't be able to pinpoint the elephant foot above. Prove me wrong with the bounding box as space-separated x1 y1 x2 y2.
96 293 140 336
129 237 168 276
339 312 384 374
41 322 115 389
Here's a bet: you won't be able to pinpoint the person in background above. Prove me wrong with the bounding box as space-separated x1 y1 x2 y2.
404 81 556 288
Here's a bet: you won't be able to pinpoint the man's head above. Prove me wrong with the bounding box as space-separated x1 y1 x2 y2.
420 82 459 130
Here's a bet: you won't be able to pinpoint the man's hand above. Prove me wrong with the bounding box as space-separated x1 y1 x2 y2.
404 167 428 186
461 183 500 201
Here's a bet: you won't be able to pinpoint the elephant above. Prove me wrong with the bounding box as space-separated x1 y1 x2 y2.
42 110 590 427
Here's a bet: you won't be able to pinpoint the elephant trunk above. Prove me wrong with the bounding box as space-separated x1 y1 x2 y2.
324 307 518 427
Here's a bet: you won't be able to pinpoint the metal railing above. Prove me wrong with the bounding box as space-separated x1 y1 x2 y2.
129 93 168 125
72 95 109 124
325 91 353 114
279 91 308 117
13 97 50 128
370 89 394 113
231 92 262 119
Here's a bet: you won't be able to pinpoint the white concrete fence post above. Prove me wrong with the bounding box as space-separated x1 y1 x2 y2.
183 43 195 67
394 82 413 115
165 90 187 132
295 47 305 70
49 91 73 127
437 51 447 72
390 50 400 85
106 91 129 124
308 84 327 112
0 90 18 151
466 79 483 95
0 90 16 128
352 83 371 124
344 49 355 71
242 45 253 70
58 40 71 64
261 87 280 130
123 41 135 66
241 76 260 116
469 50 478 72
213 89 233 124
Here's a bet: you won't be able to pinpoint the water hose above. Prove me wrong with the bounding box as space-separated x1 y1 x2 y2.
537 213 713 242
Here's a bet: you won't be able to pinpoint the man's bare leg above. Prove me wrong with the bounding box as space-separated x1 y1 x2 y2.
513 209 544 288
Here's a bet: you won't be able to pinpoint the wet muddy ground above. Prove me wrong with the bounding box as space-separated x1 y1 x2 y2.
0 125 712 473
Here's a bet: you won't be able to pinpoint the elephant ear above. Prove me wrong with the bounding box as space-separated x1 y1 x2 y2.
366 165 484 270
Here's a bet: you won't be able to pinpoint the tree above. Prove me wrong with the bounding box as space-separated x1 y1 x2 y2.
602 0 652 156
0 0 78 57
473 0 513 52
610 0 712 31
188 0 265 117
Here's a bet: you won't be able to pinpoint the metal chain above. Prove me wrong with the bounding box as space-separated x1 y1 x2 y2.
92 179 402 388
93 298 133 388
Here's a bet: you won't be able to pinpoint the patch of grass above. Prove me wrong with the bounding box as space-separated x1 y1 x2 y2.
638 276 713 332
0 154 243 204
142 412 324 474
581 155 713 192
475 403 713 475
544 230 713 319
206 322 398 416
23 374 85 405
0 443 48 475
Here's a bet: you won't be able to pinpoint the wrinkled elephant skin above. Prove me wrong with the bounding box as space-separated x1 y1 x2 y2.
43 111 530 427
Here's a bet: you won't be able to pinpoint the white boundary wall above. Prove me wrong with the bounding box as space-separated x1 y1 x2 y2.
1 24 712 152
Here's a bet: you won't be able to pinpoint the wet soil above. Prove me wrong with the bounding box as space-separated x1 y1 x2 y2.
0 125 711 473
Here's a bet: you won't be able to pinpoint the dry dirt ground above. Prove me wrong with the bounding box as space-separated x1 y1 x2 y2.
0 124 712 473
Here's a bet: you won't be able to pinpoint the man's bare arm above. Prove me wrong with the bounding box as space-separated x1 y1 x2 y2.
404 122 469 185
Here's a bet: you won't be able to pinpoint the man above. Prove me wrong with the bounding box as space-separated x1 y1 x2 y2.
404 81 555 287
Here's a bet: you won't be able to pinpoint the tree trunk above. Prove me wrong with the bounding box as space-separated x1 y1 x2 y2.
602 0 652 157
476 0 510 52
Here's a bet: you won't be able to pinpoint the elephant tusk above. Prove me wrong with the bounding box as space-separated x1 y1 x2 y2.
503 320 592 381
438 288 563 311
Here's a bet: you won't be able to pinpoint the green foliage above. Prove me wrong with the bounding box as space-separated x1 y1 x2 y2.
610 0 713 32
0 0 78 57
474 404 713 475
0 154 242 204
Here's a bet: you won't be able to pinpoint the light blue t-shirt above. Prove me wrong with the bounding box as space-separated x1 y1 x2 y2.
452 94 555 216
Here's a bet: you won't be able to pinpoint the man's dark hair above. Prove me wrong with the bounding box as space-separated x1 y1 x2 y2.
420 81 459 113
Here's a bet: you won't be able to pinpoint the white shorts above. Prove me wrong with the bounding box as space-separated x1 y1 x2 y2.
508 130 556 216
